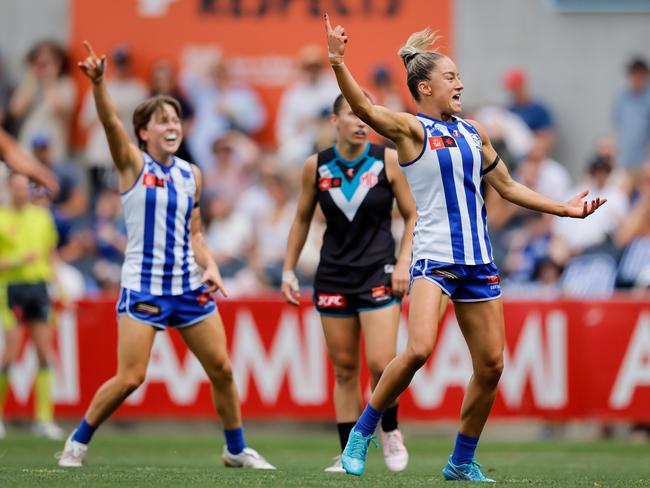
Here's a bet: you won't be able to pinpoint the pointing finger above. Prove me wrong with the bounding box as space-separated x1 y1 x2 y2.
324 13 333 33
83 40 97 58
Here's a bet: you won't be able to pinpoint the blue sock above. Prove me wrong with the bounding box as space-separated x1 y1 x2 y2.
71 417 97 445
451 432 479 465
224 427 246 455
354 404 384 437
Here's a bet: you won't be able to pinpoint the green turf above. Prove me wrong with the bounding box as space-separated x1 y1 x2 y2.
2 430 650 487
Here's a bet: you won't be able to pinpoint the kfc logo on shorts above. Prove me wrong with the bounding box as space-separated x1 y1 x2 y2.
317 293 347 308
360 171 379 188
197 293 213 306
487 275 500 285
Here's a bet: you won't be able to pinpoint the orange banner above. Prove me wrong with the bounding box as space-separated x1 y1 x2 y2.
70 0 453 146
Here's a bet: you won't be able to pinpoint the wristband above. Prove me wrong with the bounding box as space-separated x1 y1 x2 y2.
282 269 300 292
328 53 344 66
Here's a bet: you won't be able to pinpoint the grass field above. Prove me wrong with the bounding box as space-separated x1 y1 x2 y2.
2 429 650 487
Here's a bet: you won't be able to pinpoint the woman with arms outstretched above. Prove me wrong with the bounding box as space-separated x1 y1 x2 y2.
324 15 605 482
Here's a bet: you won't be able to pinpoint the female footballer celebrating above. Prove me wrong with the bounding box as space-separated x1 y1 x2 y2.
57 42 274 470
324 15 605 482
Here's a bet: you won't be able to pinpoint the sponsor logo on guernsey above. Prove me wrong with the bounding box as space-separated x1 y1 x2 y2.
143 173 165 188
428 136 457 150
360 171 379 189
384 264 395 274
318 177 342 191
346 168 356 178
134 302 161 316
317 293 347 308
452 129 462 138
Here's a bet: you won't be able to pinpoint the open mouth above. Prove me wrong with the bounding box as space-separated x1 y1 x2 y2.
452 93 461 102
164 132 178 142
354 130 366 137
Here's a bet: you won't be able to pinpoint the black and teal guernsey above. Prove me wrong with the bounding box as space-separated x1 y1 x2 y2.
314 143 396 293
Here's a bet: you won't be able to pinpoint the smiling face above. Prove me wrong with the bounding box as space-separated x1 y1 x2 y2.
331 98 369 146
138 102 182 159
419 56 464 117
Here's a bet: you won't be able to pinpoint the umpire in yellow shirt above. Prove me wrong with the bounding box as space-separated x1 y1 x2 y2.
0 172 63 439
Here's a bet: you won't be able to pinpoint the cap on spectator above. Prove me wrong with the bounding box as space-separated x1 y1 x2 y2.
372 65 391 85
112 44 131 65
503 68 526 90
30 132 50 149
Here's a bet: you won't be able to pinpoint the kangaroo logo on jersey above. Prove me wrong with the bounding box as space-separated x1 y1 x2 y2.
317 293 347 308
318 158 384 222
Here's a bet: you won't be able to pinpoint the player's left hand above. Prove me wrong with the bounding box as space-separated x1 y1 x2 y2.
202 266 228 297
391 260 411 298
563 190 607 218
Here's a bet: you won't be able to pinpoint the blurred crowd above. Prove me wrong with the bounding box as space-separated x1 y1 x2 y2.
1 39 649 300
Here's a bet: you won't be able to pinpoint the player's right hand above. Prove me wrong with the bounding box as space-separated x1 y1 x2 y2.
77 41 106 84
324 13 348 60
281 269 300 306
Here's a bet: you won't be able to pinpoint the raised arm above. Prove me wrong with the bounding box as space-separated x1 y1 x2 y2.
281 155 319 305
471 119 606 218
324 14 420 149
0 128 59 194
77 41 140 176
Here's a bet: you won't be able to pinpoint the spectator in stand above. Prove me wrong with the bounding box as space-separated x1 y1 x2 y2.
203 192 253 279
370 65 410 114
181 54 266 171
203 132 259 202
149 60 195 163
30 133 88 264
91 189 127 293
79 44 148 195
276 45 340 169
8 40 76 163
616 162 650 249
487 136 571 267
0 51 13 127
249 171 297 289
503 68 555 148
552 154 628 261
613 57 650 195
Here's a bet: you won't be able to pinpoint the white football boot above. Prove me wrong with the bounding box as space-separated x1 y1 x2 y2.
381 429 409 472
324 455 346 473
57 433 88 467
222 446 276 469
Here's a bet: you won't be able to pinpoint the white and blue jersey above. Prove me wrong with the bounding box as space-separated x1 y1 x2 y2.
401 114 500 302
400 114 493 266
120 152 203 296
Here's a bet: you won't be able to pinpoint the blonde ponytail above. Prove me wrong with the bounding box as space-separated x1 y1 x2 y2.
397 27 444 101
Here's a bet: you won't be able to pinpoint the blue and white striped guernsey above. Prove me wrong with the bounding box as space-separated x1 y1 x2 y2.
400 114 493 265
120 151 203 295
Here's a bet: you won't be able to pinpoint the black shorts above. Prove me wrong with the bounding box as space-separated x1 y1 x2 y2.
313 267 399 316
7 282 50 323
